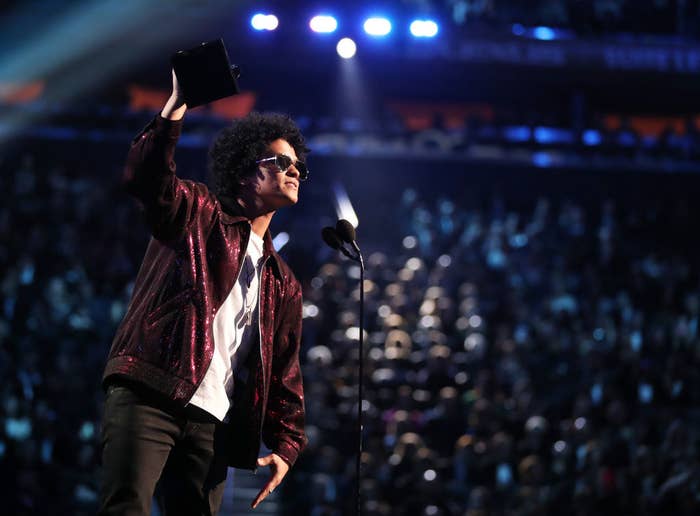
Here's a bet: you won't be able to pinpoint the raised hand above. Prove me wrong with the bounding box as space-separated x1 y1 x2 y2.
161 69 187 121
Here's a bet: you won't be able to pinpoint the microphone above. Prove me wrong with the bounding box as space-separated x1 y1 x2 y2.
336 219 361 257
322 226 355 260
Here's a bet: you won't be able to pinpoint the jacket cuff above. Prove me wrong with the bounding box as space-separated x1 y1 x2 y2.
132 115 183 143
154 114 183 139
273 440 301 468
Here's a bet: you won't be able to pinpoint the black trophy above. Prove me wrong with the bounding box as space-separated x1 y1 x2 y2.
171 39 240 108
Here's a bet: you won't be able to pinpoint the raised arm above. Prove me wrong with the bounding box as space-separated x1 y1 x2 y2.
122 71 207 243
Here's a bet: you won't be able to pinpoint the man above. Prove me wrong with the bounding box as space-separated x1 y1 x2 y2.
99 70 307 515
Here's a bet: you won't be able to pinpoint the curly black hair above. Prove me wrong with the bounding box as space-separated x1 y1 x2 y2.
208 112 309 198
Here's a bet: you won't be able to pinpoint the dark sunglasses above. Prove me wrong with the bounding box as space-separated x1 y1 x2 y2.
255 154 309 181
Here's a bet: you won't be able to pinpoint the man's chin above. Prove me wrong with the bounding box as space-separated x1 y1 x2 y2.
274 195 298 209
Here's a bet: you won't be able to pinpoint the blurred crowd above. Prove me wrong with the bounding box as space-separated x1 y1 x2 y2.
0 147 155 514
1 141 699 516
289 187 700 515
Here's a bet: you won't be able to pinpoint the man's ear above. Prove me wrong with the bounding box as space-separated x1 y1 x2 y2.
239 172 254 186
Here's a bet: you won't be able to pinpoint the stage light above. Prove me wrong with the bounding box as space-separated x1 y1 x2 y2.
504 125 530 142
336 37 357 59
251 13 279 31
409 19 438 38
532 151 552 167
582 130 602 146
363 17 392 37
533 26 555 40
534 126 575 144
511 23 526 36
310 15 338 33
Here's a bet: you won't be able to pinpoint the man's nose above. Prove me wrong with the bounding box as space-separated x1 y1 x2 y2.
286 164 300 178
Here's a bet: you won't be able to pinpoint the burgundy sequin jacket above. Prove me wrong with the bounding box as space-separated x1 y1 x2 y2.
103 116 306 469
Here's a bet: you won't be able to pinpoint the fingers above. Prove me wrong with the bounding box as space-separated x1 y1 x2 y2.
251 480 275 509
251 486 267 509
257 455 274 467
170 69 184 97
250 454 290 509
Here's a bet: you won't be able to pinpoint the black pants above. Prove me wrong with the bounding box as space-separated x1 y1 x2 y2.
98 382 229 516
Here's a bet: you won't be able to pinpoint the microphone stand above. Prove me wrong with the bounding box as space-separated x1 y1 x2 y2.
321 224 365 515
355 250 365 516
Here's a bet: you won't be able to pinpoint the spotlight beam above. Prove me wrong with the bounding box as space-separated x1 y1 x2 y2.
0 1 228 144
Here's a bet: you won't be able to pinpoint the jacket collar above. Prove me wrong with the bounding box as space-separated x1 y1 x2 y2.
218 195 283 277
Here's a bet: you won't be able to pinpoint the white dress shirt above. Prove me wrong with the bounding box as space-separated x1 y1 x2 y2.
188 230 264 421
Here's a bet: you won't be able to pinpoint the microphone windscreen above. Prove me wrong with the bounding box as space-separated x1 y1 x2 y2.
321 227 343 250
335 219 356 243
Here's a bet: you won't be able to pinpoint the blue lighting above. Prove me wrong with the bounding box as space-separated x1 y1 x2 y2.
504 125 531 142
409 19 439 38
251 13 279 31
310 15 338 33
582 130 602 146
534 126 575 144
618 131 636 147
532 152 553 168
363 17 392 37
533 26 556 41
511 23 526 36
272 232 290 251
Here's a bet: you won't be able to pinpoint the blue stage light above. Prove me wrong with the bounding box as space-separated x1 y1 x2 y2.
310 15 338 33
504 125 531 142
363 17 392 37
532 151 553 167
511 23 526 36
409 19 438 38
534 126 575 145
251 13 279 31
582 130 602 146
533 26 555 40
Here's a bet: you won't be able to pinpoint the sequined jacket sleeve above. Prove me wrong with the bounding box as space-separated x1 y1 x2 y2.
262 277 307 467
122 115 204 243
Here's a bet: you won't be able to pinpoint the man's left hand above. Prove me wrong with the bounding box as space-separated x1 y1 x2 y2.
251 453 289 509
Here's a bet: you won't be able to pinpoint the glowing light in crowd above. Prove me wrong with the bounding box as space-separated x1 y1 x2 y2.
511 23 526 36
533 26 555 40
409 19 438 38
310 15 338 33
532 151 553 167
336 37 357 59
250 13 279 31
363 17 392 36
582 129 602 146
